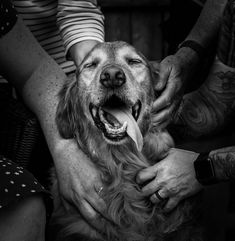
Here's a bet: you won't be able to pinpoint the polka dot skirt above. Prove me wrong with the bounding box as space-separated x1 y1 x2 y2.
0 0 17 38
0 155 52 216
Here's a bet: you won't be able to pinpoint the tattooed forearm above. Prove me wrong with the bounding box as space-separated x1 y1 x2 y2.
210 146 235 180
174 58 235 138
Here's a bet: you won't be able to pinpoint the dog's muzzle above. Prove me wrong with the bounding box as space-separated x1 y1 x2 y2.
89 96 143 150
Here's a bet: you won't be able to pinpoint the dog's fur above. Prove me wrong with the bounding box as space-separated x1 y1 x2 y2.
49 41 202 241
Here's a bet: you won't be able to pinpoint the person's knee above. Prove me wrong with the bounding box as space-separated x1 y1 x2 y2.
0 194 47 241
21 194 46 220
21 195 47 239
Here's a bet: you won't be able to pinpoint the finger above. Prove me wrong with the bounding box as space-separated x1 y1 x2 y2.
152 103 176 126
152 80 177 112
152 118 172 130
78 200 105 231
136 166 158 184
141 179 161 196
86 190 107 215
163 197 181 212
155 63 170 91
79 199 99 222
61 196 71 211
150 189 167 205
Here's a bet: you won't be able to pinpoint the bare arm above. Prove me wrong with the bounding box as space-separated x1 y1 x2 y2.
153 0 227 128
0 17 106 222
137 145 235 212
185 0 226 47
57 0 104 66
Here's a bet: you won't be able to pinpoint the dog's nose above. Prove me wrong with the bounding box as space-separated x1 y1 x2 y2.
100 66 126 88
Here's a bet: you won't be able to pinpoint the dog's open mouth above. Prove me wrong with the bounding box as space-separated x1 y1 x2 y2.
89 95 143 150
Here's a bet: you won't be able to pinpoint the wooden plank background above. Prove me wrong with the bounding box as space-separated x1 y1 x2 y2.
101 1 170 60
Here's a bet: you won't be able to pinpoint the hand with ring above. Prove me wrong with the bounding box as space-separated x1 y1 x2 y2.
136 148 203 212
150 190 167 205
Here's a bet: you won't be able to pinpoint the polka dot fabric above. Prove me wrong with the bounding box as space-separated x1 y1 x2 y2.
0 155 52 216
0 0 17 38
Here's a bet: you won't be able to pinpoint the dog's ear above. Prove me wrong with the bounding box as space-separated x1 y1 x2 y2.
56 81 79 139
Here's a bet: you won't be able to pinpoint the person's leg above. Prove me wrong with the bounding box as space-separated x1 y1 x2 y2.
0 194 46 241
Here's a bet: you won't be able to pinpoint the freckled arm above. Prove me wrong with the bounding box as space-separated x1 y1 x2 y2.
0 16 69 154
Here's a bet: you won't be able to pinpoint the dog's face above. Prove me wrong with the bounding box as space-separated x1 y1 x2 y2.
57 41 155 150
79 42 154 145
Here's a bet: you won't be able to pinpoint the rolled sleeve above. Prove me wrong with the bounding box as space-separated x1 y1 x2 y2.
57 0 104 57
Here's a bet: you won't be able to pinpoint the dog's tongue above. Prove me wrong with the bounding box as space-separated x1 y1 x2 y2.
103 107 143 151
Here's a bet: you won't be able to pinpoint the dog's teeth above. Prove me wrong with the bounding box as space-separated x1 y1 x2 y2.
135 111 139 120
132 101 141 120
104 121 127 135
99 109 108 124
99 108 104 115
122 121 127 130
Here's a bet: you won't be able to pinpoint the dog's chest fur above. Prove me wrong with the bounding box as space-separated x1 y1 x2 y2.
83 139 163 241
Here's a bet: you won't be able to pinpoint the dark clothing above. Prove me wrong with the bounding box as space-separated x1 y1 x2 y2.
0 0 17 38
0 156 52 216
0 0 52 216
218 0 235 67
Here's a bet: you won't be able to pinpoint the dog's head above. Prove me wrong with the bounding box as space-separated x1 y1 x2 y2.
57 41 156 151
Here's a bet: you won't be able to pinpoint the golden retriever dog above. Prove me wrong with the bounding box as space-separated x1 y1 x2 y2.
49 41 202 241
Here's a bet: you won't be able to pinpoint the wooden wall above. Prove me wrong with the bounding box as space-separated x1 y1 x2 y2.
100 0 170 61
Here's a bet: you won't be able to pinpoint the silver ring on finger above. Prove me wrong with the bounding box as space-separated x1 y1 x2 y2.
155 190 166 202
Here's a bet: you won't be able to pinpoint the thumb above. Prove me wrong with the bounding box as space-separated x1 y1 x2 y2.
136 164 159 185
155 62 170 91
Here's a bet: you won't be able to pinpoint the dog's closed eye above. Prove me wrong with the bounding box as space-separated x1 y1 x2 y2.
126 58 143 66
83 61 98 69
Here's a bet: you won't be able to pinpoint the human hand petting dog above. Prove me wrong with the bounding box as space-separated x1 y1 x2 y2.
54 40 107 225
151 47 200 129
136 148 202 212
53 139 106 225
69 40 100 66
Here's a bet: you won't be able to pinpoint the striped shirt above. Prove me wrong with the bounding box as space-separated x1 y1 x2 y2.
5 0 104 76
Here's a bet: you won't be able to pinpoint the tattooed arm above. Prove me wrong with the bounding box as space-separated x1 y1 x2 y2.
137 146 235 212
174 57 235 137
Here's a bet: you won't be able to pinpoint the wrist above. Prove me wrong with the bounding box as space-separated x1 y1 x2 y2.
194 152 219 185
209 150 232 181
69 40 100 67
178 40 206 61
173 46 200 85
175 45 200 66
